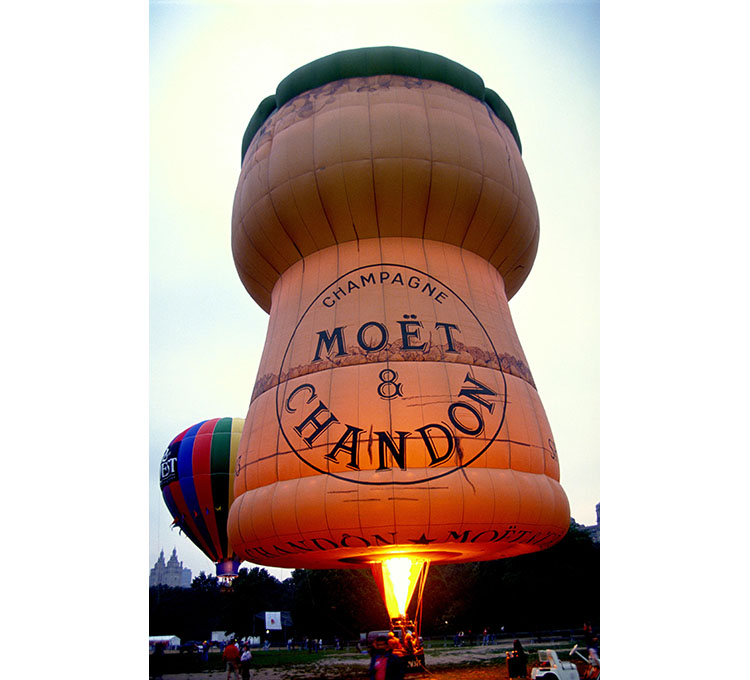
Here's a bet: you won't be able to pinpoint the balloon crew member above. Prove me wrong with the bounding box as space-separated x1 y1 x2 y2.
404 629 425 669
369 634 389 680
404 630 415 656
583 622 600 678
506 639 528 679
240 644 253 680
222 639 241 680
385 631 407 680
151 641 165 680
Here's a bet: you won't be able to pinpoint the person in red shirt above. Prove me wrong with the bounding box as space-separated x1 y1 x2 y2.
222 640 241 680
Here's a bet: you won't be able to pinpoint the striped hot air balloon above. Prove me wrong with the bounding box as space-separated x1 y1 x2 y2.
160 417 244 578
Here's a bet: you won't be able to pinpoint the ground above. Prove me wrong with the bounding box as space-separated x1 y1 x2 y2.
153 642 590 680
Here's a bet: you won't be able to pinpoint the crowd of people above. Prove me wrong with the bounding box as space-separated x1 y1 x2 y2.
220 639 254 680
151 623 599 679
368 628 425 680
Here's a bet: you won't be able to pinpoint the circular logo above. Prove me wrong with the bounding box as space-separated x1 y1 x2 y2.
275 263 507 485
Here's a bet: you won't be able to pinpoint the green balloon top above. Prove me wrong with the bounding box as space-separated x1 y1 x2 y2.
241 46 523 164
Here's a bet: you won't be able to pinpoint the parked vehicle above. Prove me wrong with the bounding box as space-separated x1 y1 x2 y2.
178 640 201 653
530 645 601 680
530 648 580 680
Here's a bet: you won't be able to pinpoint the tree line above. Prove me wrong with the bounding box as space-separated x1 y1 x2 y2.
150 521 599 643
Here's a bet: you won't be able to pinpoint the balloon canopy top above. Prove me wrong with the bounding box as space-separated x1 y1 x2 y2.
240 46 523 164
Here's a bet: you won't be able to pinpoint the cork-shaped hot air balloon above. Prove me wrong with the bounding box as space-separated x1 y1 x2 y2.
228 46 570 622
160 417 244 579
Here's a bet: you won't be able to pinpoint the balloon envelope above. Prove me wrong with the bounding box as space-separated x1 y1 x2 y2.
160 417 244 577
228 47 570 574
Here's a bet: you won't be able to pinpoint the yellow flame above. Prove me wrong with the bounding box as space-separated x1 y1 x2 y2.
380 557 425 619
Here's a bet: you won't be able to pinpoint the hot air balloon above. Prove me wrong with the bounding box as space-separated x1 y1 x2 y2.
160 417 244 579
227 46 571 625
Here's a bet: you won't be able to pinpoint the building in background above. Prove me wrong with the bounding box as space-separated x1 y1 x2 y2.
585 503 600 543
150 547 192 587
570 503 600 543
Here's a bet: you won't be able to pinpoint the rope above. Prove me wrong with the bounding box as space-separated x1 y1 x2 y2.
412 562 433 676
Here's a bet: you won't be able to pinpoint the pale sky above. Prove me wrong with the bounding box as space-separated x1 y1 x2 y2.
149 0 600 581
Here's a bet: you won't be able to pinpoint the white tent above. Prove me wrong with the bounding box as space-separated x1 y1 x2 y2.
149 635 180 650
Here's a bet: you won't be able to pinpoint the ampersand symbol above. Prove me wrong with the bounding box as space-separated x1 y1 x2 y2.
377 368 404 400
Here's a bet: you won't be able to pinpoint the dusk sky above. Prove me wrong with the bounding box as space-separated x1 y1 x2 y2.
149 0 600 581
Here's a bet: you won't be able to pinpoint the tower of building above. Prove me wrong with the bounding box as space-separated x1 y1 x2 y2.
150 547 192 588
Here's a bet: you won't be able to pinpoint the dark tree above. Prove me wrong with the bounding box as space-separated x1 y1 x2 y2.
420 562 481 634
224 567 294 638
421 522 599 635
150 525 598 642
150 572 223 641
290 568 385 639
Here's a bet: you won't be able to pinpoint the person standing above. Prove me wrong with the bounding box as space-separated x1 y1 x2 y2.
240 644 253 680
507 639 528 679
403 630 415 657
584 621 599 658
150 641 165 680
386 631 406 680
222 639 241 680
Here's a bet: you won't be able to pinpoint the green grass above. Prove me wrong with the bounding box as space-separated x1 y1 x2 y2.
150 648 361 675
150 642 587 676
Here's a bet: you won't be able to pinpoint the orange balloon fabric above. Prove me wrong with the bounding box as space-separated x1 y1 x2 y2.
232 75 538 312
228 49 570 570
